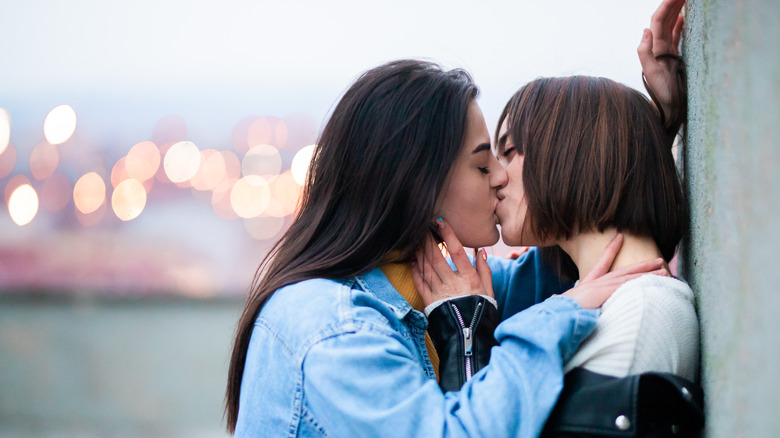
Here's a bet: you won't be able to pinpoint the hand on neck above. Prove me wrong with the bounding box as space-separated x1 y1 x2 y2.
558 228 665 280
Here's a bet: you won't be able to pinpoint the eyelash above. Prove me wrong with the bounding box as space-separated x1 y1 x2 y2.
503 147 516 157
478 167 489 174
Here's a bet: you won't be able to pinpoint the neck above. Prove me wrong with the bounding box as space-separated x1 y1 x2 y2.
557 228 664 280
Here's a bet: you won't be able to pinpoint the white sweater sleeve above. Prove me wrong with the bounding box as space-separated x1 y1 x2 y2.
563 275 699 380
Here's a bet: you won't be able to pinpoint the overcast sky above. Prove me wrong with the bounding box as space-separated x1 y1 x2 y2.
2 0 665 142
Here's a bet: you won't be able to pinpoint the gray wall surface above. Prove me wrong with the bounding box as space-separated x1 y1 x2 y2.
0 296 241 437
683 0 780 436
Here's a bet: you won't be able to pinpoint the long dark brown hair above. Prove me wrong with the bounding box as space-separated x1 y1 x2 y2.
225 59 478 432
497 75 688 281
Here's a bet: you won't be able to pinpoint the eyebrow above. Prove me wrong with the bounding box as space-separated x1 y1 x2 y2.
472 143 491 154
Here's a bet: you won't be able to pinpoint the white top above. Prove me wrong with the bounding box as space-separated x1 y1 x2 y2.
564 274 699 380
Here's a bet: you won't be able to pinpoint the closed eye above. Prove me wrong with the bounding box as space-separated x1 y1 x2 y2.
503 146 516 157
478 167 489 174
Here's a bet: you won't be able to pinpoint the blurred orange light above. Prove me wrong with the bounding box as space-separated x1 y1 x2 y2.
73 172 106 214
126 141 160 182
40 173 72 212
164 140 201 183
112 178 147 221
291 144 316 185
111 156 130 188
29 142 59 180
242 144 281 177
44 105 77 145
220 150 241 183
266 171 303 217
0 108 10 155
230 175 270 218
0 143 16 179
191 149 226 191
8 184 38 226
247 117 272 149
211 177 239 220
244 216 285 241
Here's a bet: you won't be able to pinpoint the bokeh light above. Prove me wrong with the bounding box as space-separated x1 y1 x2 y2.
43 105 77 145
244 216 285 241
8 184 39 226
265 171 303 217
191 149 226 191
164 140 201 183
0 143 16 178
112 178 147 221
211 178 239 221
40 173 72 212
111 157 130 188
0 108 10 155
242 144 281 177
5 174 30 206
220 150 241 182
230 175 271 218
30 142 59 180
291 144 316 185
247 117 272 149
126 141 160 182
73 172 106 214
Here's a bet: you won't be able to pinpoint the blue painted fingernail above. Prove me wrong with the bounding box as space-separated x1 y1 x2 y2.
437 217 443 223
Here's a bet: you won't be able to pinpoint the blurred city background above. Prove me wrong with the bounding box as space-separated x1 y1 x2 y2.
1 1 668 436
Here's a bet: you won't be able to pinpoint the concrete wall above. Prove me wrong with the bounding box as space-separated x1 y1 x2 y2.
0 295 241 437
683 0 780 436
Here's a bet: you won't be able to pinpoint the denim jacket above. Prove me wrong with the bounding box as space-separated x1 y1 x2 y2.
235 248 596 437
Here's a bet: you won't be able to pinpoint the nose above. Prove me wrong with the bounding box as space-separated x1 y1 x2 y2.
490 156 508 190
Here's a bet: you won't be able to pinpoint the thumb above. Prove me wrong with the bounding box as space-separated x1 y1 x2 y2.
475 249 494 298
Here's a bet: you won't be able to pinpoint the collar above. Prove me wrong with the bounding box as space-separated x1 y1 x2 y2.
355 267 414 321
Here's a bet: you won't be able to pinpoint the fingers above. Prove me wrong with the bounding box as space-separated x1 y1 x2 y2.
609 257 665 277
421 232 453 282
436 218 471 273
410 262 434 306
672 13 684 52
416 238 443 291
582 233 624 282
475 249 494 298
650 0 685 55
638 29 663 80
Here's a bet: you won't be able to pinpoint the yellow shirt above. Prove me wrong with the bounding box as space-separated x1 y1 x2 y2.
380 263 440 380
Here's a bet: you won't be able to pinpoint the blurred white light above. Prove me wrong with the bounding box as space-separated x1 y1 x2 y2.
44 105 77 145
73 172 106 214
0 108 10 155
164 140 201 183
8 184 38 226
230 175 271 218
242 144 282 177
291 144 315 185
112 178 147 221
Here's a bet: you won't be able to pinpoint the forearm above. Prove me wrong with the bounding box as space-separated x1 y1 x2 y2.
303 296 598 437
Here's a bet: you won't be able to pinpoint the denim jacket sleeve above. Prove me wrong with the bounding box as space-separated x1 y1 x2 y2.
301 295 598 438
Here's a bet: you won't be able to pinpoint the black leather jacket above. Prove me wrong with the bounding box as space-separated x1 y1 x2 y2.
426 295 499 392
426 295 705 437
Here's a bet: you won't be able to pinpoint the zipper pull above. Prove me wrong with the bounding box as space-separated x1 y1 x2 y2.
463 327 473 356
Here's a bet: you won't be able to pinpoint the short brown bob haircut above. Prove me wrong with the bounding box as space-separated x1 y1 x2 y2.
497 76 688 280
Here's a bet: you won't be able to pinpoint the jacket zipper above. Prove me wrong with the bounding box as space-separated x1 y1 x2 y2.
450 301 483 382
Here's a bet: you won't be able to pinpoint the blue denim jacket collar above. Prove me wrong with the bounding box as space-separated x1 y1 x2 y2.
355 267 415 321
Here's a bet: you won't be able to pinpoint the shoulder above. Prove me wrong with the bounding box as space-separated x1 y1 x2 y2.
602 274 695 317
256 277 404 357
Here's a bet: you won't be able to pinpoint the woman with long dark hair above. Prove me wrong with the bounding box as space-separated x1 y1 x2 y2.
225 59 661 436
